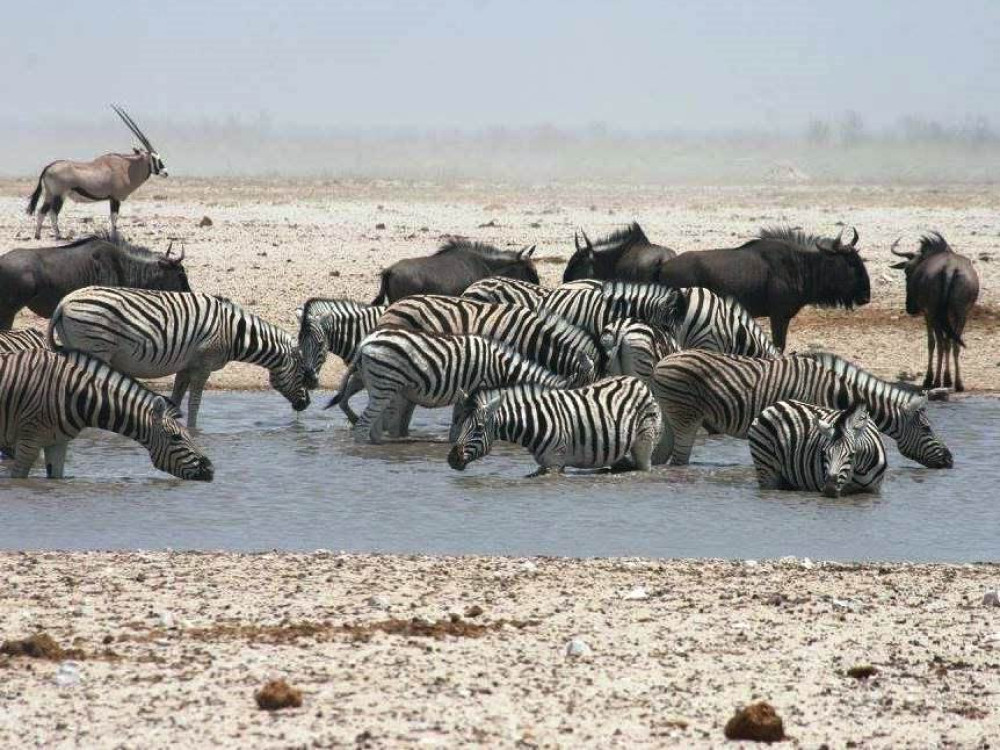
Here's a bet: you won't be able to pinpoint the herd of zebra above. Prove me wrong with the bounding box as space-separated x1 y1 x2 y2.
0 224 966 496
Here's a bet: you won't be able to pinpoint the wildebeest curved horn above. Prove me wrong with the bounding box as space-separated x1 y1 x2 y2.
574 231 582 253
834 228 844 247
889 237 913 259
848 227 859 247
165 240 175 259
176 243 186 263
581 231 594 251
519 245 536 259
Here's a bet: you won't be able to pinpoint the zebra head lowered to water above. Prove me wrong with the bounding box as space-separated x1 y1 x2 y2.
447 376 663 476
26 106 167 239
749 400 887 498
0 349 212 480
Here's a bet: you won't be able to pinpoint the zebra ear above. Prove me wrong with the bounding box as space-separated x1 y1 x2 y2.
816 417 836 442
294 308 303 321
152 396 168 420
905 395 928 413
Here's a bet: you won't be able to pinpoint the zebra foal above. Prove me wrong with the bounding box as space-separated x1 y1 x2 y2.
651 350 952 469
448 377 663 476
49 287 313 429
0 349 212 480
748 400 887 497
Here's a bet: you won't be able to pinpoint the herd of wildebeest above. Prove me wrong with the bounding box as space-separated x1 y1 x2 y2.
0 200 981 494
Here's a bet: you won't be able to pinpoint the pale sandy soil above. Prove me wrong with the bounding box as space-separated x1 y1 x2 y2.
0 552 998 748
1 178 998 392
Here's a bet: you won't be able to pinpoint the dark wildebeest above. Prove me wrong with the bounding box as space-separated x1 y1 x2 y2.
563 222 677 283
890 232 980 391
0 232 191 329
654 226 870 351
371 239 538 305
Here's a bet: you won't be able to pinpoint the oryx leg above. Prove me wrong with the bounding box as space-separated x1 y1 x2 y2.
35 195 52 239
49 195 64 240
923 319 935 389
183 370 213 430
9 438 41 478
109 199 121 236
44 441 69 479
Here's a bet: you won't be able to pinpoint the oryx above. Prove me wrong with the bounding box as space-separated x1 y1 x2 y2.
26 105 167 240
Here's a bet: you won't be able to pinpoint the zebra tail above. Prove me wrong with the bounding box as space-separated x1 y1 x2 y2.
370 270 390 306
46 308 63 351
937 270 965 347
323 391 343 410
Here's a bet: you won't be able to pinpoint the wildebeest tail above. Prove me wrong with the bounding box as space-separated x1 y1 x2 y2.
937 270 965 347
370 270 390 306
26 164 51 215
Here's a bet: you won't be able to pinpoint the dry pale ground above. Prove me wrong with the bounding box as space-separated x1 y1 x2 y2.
0 552 998 748
1 178 998 392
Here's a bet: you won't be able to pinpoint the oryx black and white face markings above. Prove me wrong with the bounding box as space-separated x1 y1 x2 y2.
26 106 165 238
749 400 887 497
448 376 663 475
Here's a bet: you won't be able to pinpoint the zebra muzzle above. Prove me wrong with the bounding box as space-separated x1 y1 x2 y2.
447 446 468 471
821 480 841 499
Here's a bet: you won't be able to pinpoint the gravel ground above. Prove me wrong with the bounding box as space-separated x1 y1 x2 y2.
1 178 997 392
0 552 998 748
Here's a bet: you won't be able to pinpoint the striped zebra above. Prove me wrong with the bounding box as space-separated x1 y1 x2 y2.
448 376 663 476
378 295 600 381
748 400 887 497
651 350 952 468
49 287 313 429
0 349 212 479
0 328 47 353
600 318 677 384
296 298 385 422
338 329 584 444
541 281 676 336
462 277 551 309
668 287 780 357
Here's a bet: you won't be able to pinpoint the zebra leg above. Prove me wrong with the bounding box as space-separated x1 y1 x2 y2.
353 387 398 444
9 439 41 478
184 371 213 430
386 399 416 439
335 369 364 424
171 370 192 418
50 195 64 240
109 199 121 236
44 442 69 479
668 421 700 465
923 321 935 389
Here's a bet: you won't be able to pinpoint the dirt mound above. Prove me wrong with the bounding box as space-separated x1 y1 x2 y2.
0 632 83 660
724 701 786 743
254 679 303 711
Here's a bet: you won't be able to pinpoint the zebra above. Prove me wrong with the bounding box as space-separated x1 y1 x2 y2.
748 400 887 497
0 328 47 353
667 287 780 357
335 329 587 444
296 298 385 423
378 296 602 381
462 277 551 309
0 349 212 480
448 376 663 476
541 280 676 336
650 350 952 469
48 287 313 429
600 318 677 385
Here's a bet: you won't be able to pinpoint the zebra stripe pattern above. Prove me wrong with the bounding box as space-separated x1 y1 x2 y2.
0 328 47 353
448 376 663 475
748 400 887 496
600 318 677 384
668 288 780 357
346 329 582 444
462 277 551 309
297 297 385 376
49 287 312 429
378 295 600 381
0 349 212 479
541 281 676 336
651 350 952 468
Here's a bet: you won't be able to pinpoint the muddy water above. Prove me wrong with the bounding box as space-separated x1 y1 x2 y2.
0 392 996 562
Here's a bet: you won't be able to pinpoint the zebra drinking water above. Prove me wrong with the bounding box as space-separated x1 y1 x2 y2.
296 298 385 423
651 350 952 468
337 329 587 444
448 376 663 476
49 287 313 429
0 349 212 479
748 400 887 497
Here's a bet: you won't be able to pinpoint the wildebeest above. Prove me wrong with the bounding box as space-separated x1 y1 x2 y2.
654 226 870 351
371 239 539 305
890 232 980 391
0 232 191 329
27 105 167 239
563 223 677 283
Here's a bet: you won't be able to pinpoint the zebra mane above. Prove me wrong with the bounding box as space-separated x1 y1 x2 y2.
799 351 923 405
435 238 518 260
592 222 649 249
56 349 183 418
299 297 371 329
468 382 555 409
755 226 834 253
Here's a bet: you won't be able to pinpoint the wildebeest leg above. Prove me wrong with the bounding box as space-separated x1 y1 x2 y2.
941 333 953 389
44 442 69 479
769 316 790 352
933 326 946 388
109 199 121 237
49 195 64 240
171 370 192 418
953 323 965 392
184 370 213 430
10 438 41 479
923 320 935 389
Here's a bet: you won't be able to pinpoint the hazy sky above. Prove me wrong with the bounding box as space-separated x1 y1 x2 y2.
2 0 998 132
